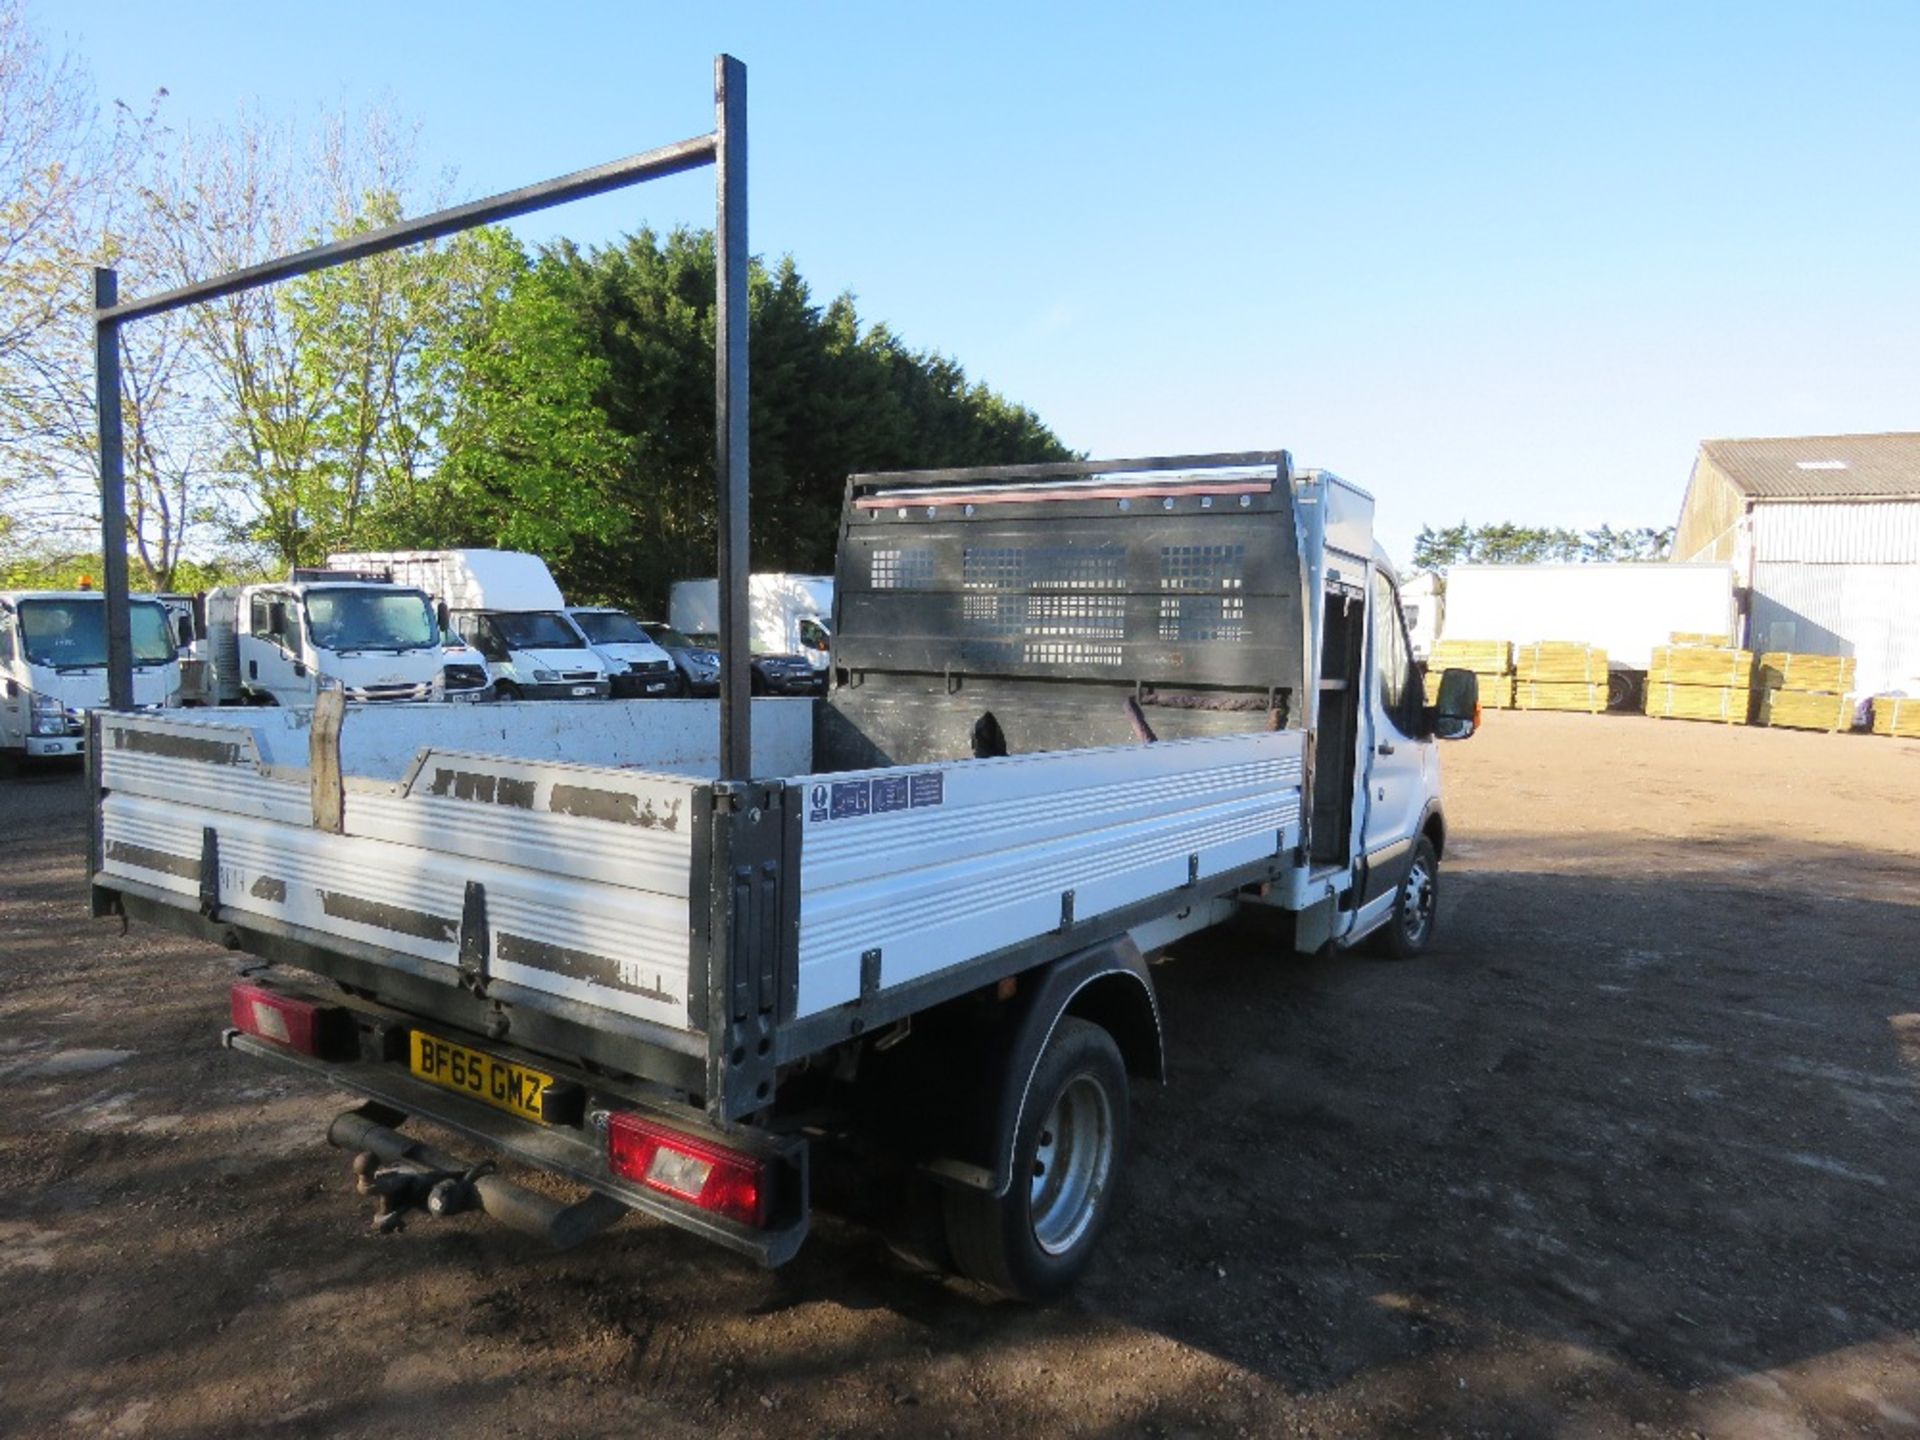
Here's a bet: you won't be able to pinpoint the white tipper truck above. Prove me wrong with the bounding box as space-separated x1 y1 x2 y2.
87 451 1481 1300
1 590 181 763
189 571 491 708
332 551 613 701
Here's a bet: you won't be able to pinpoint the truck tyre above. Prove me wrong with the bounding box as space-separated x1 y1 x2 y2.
1375 835 1439 959
943 1017 1128 1301
494 682 520 701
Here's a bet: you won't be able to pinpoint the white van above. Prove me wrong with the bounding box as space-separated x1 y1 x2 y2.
561 606 682 698
670 573 833 677
332 550 611 701
0 590 181 761
197 573 490 707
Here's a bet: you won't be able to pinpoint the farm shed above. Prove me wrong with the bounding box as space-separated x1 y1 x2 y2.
1672 432 1920 697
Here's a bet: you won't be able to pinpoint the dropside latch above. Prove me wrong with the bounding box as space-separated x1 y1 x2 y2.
458 881 490 995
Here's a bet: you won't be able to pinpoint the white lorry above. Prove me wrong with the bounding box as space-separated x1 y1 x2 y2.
88 451 1479 1299
561 606 683 698
1 590 181 762
1438 561 1738 708
189 571 491 708
332 550 612 702
672 573 834 676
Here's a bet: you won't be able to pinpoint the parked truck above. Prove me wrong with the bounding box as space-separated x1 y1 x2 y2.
332 550 613 701
1438 561 1737 709
1 589 181 762
185 571 491 707
672 573 833 679
87 451 1479 1299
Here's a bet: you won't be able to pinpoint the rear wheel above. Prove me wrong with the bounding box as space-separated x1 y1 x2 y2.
1375 835 1439 959
943 1017 1128 1301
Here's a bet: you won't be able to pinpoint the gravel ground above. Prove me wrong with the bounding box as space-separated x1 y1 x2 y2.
2 712 1918 1439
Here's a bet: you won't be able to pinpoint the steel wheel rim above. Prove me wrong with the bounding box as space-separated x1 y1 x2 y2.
1402 858 1434 944
1029 1072 1114 1257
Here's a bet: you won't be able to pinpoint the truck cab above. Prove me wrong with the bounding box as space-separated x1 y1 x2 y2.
332 550 612 702
203 575 488 707
0 590 181 760
561 607 683 698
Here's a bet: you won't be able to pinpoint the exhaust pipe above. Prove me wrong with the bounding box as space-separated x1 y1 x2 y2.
328 1108 627 1251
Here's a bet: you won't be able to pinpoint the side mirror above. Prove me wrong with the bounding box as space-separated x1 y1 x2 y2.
267 601 288 639
436 600 450 630
1434 667 1479 740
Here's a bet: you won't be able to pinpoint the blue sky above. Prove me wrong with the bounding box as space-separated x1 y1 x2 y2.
44 0 1920 562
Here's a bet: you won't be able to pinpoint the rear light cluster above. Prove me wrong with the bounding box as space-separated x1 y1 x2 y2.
606 1112 767 1226
229 983 356 1059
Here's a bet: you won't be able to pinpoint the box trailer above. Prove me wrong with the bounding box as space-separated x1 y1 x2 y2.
1438 562 1737 708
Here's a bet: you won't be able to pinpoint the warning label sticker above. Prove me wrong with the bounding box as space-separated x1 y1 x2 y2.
830 780 871 820
807 770 946 822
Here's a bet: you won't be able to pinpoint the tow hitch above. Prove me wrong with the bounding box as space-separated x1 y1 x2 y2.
352 1149 495 1233
329 1106 627 1250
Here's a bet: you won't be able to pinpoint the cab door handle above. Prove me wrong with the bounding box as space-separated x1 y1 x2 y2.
1377 742 1395 755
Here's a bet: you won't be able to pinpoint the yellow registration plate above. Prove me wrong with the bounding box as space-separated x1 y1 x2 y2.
408 1030 554 1124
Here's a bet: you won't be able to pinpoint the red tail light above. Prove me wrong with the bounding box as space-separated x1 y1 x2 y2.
606 1112 767 1226
230 983 354 1059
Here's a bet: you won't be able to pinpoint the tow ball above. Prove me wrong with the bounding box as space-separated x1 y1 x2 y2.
352 1150 495 1234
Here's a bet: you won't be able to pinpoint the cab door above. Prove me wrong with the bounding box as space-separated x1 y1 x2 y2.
0 604 23 747
1356 568 1428 915
244 590 307 704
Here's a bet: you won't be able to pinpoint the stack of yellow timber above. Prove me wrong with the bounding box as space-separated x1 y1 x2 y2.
1514 642 1606 713
1669 630 1733 647
1643 644 1753 725
1644 681 1749 724
1757 653 1855 693
1422 638 1515 709
1871 697 1920 739
1755 651 1855 733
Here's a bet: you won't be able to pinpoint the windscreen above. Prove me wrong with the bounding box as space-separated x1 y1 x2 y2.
641 623 695 650
573 610 650 645
18 599 175 668
494 612 586 650
305 588 438 652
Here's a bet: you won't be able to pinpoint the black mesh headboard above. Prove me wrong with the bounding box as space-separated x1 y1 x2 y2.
818 454 1309 769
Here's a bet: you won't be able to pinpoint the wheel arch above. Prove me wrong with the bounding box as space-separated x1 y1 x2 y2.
1420 801 1446 858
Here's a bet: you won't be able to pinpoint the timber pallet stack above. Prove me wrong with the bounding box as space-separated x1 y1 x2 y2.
1423 639 1515 710
1514 641 1607 713
1643 642 1754 725
1755 652 1856 733
1871 697 1920 739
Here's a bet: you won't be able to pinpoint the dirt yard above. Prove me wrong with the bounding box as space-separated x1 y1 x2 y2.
3 712 1918 1439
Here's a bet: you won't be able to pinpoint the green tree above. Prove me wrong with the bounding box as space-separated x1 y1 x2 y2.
1413 520 1672 573
439 227 1072 613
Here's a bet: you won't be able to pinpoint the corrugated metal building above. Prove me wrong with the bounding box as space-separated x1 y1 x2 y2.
1673 432 1920 695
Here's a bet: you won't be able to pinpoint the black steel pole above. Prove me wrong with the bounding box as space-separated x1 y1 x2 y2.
99 135 717 328
95 267 133 711
714 54 752 781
